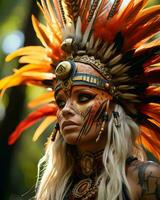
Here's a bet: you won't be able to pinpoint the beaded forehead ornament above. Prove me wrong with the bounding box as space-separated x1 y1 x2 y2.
0 0 160 160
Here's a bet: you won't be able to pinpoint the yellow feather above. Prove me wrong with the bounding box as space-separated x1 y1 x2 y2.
13 64 52 73
136 38 160 51
0 76 16 90
19 55 52 64
150 63 160 68
28 91 54 108
0 75 25 97
32 116 56 141
5 46 48 62
39 1 62 43
0 69 54 97
32 15 49 47
23 72 55 80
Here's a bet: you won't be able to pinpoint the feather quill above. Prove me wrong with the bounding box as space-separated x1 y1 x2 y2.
107 0 123 19
63 0 81 23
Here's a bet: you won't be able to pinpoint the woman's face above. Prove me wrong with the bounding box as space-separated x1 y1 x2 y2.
55 63 112 151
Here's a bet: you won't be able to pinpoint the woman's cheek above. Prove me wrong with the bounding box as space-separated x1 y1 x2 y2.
74 101 95 116
56 109 62 122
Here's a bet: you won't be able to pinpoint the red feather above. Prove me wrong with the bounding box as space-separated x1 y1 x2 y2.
144 55 160 68
8 104 57 145
144 66 160 84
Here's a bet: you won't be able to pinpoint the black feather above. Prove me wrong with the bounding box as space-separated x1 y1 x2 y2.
114 32 124 51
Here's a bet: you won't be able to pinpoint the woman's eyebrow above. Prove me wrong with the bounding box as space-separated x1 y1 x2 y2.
72 88 95 93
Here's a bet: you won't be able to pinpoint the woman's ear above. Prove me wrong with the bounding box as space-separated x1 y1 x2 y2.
107 101 115 117
105 89 113 101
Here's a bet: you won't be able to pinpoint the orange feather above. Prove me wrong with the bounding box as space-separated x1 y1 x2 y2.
141 104 160 124
145 86 160 96
127 5 160 34
137 130 160 160
32 15 63 60
119 0 148 25
39 0 62 43
124 19 160 50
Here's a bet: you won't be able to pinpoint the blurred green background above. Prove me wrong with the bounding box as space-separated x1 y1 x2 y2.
0 0 159 200
0 0 50 199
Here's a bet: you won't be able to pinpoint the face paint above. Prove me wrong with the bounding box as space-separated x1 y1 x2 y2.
76 100 108 143
55 62 112 151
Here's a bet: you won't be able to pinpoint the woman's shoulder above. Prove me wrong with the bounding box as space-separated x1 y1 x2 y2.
127 159 160 200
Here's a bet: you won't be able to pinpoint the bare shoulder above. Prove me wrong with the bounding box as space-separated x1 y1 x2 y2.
138 161 160 200
128 159 160 200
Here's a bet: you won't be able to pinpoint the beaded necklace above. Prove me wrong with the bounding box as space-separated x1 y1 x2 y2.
65 154 136 200
68 150 103 200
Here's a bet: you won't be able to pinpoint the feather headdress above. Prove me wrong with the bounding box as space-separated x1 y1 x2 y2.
0 0 160 160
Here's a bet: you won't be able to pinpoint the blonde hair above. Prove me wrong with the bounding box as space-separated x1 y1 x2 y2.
36 104 143 200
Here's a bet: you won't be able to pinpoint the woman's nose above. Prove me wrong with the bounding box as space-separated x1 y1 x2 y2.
61 100 74 117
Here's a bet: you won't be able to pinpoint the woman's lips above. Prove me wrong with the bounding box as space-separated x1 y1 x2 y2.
61 121 79 131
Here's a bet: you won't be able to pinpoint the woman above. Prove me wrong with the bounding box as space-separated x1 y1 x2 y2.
0 0 160 199
36 61 160 200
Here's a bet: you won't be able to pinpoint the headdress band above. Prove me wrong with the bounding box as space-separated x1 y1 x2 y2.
55 60 109 94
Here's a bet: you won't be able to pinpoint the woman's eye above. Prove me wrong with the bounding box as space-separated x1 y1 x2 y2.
78 93 96 103
56 99 66 109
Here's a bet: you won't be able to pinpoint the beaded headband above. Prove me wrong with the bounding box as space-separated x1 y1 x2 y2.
54 60 109 94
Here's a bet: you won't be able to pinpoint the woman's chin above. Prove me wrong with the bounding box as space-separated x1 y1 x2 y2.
62 132 79 144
